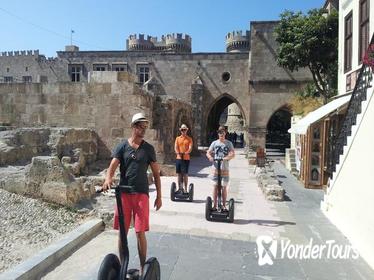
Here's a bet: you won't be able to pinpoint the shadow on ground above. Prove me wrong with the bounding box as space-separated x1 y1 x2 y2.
234 219 296 226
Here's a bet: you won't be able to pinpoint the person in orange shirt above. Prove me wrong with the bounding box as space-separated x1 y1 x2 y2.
174 124 193 193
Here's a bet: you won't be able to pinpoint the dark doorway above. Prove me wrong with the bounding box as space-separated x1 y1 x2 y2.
266 108 291 155
206 96 233 145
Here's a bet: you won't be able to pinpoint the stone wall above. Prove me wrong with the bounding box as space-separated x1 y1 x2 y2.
155 100 195 162
0 72 193 164
0 51 51 84
249 21 311 83
0 72 148 158
248 21 312 147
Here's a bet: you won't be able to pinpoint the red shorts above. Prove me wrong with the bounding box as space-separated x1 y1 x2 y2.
113 193 149 233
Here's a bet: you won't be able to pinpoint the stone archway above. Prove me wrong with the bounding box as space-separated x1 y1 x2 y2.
205 94 246 146
266 106 292 153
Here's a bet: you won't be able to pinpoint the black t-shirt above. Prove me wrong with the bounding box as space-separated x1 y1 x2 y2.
112 139 156 195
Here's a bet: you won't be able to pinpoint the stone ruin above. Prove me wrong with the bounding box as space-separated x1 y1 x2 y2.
0 71 195 207
255 167 285 201
0 127 108 206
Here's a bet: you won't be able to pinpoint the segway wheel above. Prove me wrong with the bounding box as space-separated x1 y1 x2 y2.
170 182 176 201
97 253 121 280
228 198 235 223
188 183 194 202
141 257 160 280
205 196 212 221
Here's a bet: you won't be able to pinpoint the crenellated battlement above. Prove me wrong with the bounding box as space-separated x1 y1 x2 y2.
0 50 40 57
225 30 250 53
126 33 191 53
127 34 154 50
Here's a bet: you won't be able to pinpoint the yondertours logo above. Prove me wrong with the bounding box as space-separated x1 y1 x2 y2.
255 235 359 266
256 235 278 266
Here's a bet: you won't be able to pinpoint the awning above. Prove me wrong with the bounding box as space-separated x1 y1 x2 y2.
288 94 351 135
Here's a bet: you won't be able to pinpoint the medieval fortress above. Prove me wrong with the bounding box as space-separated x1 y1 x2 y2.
0 21 311 205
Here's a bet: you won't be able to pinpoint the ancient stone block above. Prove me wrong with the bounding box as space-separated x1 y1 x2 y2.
264 184 285 201
111 128 124 138
25 156 82 205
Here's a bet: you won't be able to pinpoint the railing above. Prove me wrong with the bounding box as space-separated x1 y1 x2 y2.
330 34 374 178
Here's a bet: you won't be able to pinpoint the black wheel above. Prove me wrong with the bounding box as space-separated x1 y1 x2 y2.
141 257 160 280
228 198 235 223
205 196 212 221
127 268 140 279
97 253 120 280
188 183 194 202
170 182 176 201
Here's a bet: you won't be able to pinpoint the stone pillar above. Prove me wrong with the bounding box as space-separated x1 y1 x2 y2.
248 127 267 148
191 77 204 146
225 103 244 133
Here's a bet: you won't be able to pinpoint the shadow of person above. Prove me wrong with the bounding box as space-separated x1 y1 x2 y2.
233 219 296 226
249 219 296 227
233 219 252 225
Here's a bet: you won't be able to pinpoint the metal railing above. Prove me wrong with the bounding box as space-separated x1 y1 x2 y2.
330 34 374 178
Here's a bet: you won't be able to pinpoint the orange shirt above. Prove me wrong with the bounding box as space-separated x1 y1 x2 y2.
175 135 193 160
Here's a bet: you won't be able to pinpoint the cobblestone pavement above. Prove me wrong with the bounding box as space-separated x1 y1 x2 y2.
35 149 374 279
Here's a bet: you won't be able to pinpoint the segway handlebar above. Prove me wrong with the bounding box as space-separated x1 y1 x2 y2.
95 185 132 193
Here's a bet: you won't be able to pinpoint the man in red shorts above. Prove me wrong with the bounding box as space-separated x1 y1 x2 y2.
102 112 162 274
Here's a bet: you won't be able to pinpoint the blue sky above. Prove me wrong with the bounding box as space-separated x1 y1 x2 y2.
0 0 325 57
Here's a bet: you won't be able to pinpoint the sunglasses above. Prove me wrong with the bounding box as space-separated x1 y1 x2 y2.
218 130 225 135
135 124 148 130
181 129 187 132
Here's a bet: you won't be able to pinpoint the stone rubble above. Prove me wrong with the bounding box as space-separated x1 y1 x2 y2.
255 167 285 201
0 188 88 273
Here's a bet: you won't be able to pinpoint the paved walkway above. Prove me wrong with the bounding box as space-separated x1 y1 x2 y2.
42 149 374 280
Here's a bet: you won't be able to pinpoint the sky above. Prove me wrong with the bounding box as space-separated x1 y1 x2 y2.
0 0 325 57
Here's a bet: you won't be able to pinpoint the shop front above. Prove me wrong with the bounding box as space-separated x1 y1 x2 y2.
289 95 351 188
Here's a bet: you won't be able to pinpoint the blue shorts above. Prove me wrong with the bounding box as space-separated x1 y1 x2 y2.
176 159 190 174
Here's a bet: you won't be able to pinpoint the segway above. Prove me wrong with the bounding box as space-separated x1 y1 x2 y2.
96 185 160 280
205 158 235 223
170 153 194 202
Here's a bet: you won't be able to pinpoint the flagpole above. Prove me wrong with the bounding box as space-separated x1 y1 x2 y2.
70 30 73 45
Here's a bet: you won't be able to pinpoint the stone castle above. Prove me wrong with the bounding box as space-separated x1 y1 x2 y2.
0 21 312 165
0 21 311 147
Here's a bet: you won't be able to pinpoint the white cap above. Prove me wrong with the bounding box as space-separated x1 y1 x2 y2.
131 112 149 125
180 124 188 130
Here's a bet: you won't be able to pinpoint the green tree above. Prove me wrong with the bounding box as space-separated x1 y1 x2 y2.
275 9 338 104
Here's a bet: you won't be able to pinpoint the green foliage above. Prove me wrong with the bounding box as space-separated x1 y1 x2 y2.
296 83 319 98
275 9 338 103
290 95 324 116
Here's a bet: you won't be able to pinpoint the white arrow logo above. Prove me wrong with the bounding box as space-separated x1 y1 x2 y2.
256 235 277 266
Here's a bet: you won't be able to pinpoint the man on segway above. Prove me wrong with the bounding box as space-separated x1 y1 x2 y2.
174 124 193 193
102 112 162 276
206 126 235 211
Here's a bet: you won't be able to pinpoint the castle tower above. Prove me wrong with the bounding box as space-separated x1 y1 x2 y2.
225 30 250 53
126 33 191 53
225 103 244 133
165 33 191 53
126 34 154 51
